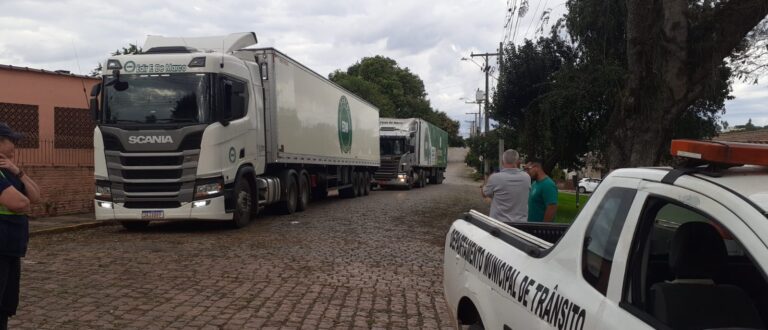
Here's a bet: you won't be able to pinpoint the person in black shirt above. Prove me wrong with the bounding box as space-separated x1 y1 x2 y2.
0 123 40 329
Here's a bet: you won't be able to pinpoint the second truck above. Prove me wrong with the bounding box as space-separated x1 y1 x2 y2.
373 118 448 189
90 32 380 229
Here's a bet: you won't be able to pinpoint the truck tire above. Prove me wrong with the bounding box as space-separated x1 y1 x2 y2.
416 169 426 188
278 173 298 214
297 171 310 212
120 221 149 231
436 170 445 184
339 171 356 198
405 171 414 190
363 172 371 196
355 172 364 197
231 178 254 228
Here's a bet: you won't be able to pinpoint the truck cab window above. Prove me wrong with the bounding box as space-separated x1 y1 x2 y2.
581 187 637 295
220 77 247 121
623 198 768 329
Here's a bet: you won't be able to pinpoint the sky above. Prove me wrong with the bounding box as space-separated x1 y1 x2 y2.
1 0 765 136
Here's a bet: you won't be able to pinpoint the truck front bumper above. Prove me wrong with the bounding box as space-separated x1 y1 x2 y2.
375 174 410 187
94 195 232 221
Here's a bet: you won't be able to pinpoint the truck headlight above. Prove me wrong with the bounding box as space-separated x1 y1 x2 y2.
397 174 407 182
194 178 224 200
95 181 112 201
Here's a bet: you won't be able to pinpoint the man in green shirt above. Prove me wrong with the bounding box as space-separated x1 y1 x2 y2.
525 160 558 222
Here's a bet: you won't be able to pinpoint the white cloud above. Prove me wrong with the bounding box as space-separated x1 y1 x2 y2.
3 0 760 137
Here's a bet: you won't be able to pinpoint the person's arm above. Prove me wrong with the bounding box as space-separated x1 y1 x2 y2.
0 154 40 203
543 204 557 222
481 174 494 198
542 181 559 222
17 172 40 203
0 179 30 213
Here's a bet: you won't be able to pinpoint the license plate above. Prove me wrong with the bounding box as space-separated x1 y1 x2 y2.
141 210 164 220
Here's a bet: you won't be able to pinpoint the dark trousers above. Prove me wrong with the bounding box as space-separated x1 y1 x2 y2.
0 255 20 329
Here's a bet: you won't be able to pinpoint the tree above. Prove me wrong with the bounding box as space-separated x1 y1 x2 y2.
90 43 143 77
330 56 464 146
606 0 768 168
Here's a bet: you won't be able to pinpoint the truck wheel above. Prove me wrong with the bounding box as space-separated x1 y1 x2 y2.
297 172 310 212
363 172 371 196
232 178 254 228
416 170 426 188
355 172 364 197
405 171 413 190
278 174 298 214
120 221 149 231
436 170 445 184
339 172 356 198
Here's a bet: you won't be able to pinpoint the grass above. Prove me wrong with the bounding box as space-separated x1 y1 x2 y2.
555 191 590 224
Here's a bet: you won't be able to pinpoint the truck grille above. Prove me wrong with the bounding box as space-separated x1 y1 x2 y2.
99 128 205 208
374 158 400 180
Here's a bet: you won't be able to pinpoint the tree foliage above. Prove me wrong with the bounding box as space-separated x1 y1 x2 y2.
490 0 763 172
90 43 143 77
330 56 463 147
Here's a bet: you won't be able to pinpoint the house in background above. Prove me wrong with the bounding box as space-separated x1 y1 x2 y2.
0 64 99 217
714 127 768 144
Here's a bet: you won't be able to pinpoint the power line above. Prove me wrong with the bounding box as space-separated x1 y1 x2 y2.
511 0 527 45
523 0 543 42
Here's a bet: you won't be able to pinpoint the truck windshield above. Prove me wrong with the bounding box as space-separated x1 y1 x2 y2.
380 138 407 155
103 73 212 125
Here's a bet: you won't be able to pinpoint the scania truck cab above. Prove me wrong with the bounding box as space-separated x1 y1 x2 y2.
91 33 380 229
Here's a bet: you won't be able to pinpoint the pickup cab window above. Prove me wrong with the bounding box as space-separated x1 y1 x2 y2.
581 187 637 295
622 197 768 329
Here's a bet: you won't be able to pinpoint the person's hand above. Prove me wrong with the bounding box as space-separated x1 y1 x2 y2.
0 154 20 175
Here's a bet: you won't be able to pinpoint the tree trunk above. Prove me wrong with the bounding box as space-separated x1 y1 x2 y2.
607 0 768 169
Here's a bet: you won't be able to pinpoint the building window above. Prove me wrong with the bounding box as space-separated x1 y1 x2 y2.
54 107 95 149
0 102 39 148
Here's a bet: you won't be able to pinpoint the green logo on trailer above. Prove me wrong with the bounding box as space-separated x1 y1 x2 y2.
338 96 353 153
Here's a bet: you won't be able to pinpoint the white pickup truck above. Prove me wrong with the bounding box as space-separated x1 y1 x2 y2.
444 140 768 330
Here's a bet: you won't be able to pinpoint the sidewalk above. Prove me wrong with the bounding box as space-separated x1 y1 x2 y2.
28 212 116 236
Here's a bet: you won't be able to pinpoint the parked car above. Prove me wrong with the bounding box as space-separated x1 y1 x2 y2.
578 178 601 193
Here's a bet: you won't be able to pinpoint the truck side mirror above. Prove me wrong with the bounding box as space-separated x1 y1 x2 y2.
409 145 416 153
90 84 101 97
90 98 99 121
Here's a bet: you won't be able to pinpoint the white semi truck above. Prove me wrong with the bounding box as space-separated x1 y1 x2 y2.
90 32 380 229
373 118 448 189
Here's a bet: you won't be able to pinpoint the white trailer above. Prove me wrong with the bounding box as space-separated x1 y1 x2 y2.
374 118 448 189
91 33 380 229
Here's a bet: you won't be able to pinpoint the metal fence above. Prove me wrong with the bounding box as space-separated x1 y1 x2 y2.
14 138 93 167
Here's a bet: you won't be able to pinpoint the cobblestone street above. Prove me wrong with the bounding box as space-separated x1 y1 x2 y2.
11 158 488 329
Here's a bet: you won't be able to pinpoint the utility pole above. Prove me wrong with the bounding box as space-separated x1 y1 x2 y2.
471 50 499 175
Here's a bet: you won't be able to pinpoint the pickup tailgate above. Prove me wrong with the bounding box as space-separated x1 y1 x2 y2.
444 211 590 330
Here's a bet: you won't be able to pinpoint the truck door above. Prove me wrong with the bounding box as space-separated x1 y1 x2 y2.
599 182 768 329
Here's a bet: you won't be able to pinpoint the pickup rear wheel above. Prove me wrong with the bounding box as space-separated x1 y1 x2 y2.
231 178 254 228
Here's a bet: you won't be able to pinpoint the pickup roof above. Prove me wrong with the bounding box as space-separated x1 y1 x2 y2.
444 141 768 330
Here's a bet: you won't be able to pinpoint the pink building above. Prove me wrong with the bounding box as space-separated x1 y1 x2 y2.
0 64 100 216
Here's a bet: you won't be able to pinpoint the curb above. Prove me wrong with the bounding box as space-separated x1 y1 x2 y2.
30 221 118 237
